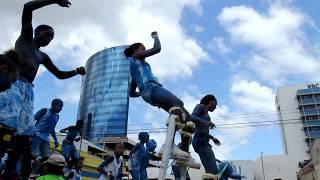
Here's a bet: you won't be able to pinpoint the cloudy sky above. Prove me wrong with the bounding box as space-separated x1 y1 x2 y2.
1 0 320 162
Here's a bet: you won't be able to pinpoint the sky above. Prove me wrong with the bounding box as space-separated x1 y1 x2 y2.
0 0 320 162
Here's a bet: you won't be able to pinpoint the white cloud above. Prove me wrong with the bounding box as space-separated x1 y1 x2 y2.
218 5 320 84
207 37 231 54
230 78 275 113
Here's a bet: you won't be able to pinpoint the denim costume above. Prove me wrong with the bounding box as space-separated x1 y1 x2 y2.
32 108 59 158
130 57 161 105
191 104 218 174
0 79 34 135
218 161 243 180
62 128 81 161
130 139 157 180
129 58 184 111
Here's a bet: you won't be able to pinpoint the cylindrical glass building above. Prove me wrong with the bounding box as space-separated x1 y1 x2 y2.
78 46 130 145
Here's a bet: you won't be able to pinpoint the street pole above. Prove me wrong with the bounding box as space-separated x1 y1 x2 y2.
261 152 266 180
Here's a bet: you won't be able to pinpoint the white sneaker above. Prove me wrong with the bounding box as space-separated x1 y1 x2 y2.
175 156 201 169
159 144 190 161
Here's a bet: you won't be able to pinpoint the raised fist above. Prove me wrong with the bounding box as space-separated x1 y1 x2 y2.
55 0 71 7
151 31 158 38
75 66 86 75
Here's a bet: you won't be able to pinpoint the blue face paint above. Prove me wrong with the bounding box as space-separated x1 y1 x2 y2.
0 73 12 92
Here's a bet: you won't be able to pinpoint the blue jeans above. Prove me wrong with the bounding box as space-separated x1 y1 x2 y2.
194 144 218 174
62 140 80 162
151 86 184 112
31 136 50 159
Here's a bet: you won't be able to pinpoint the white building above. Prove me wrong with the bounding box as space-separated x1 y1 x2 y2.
228 82 320 180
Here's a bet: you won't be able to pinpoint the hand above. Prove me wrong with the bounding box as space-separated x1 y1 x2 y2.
54 141 59 148
211 137 221 146
151 31 158 38
55 0 71 7
75 137 81 142
207 121 215 129
75 66 86 75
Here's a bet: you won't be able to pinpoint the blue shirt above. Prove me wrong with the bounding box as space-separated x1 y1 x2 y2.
130 58 161 92
129 58 162 104
192 104 211 135
33 108 59 142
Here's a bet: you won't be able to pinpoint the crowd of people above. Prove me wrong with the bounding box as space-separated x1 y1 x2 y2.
0 0 245 179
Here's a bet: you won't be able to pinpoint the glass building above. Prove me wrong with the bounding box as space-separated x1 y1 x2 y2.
78 46 130 145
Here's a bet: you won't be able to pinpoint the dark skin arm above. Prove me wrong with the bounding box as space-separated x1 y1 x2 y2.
191 104 216 128
133 31 161 60
97 156 114 176
129 80 140 97
59 126 70 133
42 53 86 79
21 0 71 40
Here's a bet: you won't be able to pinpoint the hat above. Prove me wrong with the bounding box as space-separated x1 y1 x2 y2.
43 154 66 167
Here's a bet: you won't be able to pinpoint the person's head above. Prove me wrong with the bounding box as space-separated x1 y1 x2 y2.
0 50 21 92
113 143 124 157
42 154 66 176
51 98 63 113
200 94 217 112
76 119 83 129
34 24 54 47
124 43 145 59
138 132 149 143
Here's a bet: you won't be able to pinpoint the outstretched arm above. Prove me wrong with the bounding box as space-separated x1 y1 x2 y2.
59 126 70 133
42 53 86 79
20 0 71 40
133 31 161 60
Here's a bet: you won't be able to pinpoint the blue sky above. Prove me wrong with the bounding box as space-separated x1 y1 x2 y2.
1 0 320 161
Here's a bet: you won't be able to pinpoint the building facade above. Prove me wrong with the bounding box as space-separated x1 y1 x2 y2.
78 46 130 144
276 83 320 161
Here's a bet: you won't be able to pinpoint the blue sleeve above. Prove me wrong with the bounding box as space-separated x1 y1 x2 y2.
191 104 207 123
34 108 47 121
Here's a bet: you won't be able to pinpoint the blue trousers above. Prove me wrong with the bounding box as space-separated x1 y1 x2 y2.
194 144 218 174
62 140 80 162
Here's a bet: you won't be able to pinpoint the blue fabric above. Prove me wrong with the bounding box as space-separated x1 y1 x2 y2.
62 141 80 161
218 161 243 180
130 57 161 92
130 142 151 180
192 104 211 135
33 108 59 142
0 79 34 135
194 144 218 174
150 86 184 111
146 139 157 152
31 135 50 159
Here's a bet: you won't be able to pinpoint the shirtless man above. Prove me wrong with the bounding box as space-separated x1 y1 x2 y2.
0 0 85 178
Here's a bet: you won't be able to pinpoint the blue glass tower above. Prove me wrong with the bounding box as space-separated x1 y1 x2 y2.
78 46 130 144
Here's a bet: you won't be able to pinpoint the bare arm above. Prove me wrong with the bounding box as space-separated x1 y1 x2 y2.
59 126 70 133
20 0 71 40
129 80 140 97
133 32 161 60
42 53 85 79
